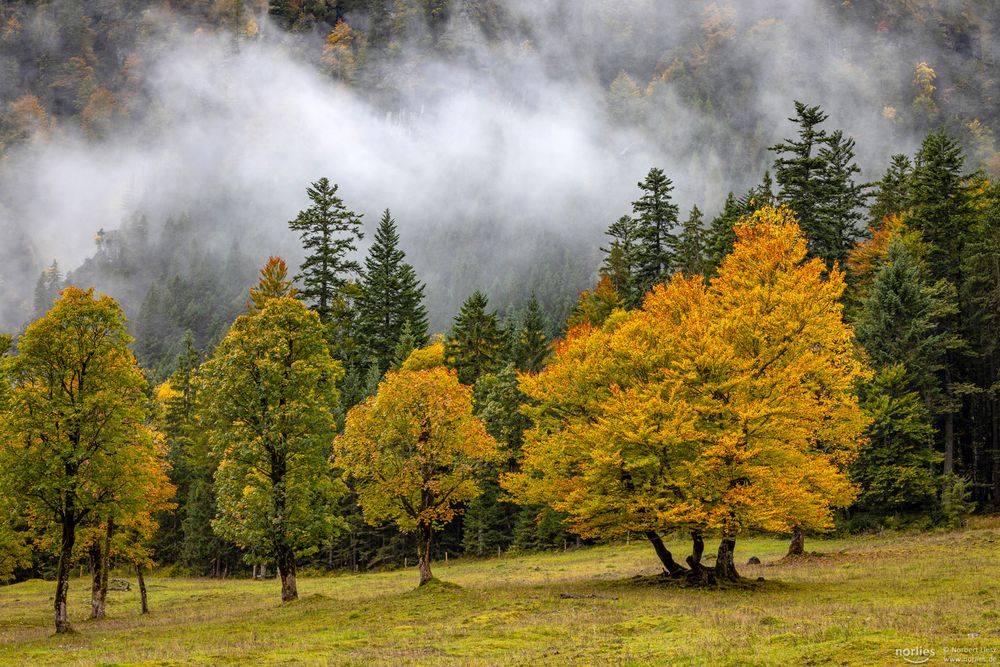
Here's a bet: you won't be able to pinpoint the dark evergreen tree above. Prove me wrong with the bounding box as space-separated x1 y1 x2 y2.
853 365 941 518
676 205 707 277
390 320 419 370
855 238 963 473
599 214 642 308
446 291 502 385
907 130 977 284
515 296 549 374
631 167 679 295
816 129 867 264
356 209 428 375
869 154 913 226
706 192 742 275
287 177 364 323
771 102 865 267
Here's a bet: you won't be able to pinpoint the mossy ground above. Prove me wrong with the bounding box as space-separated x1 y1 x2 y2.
1 518 998 666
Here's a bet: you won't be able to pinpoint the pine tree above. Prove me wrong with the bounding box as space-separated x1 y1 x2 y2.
706 193 742 275
356 210 429 375
631 167 679 295
869 154 912 227
287 177 364 322
676 205 708 277
446 291 502 385
515 296 549 374
771 102 828 241
390 320 418 371
599 215 642 308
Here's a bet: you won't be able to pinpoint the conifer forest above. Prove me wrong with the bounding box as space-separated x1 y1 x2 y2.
1 1 1000 664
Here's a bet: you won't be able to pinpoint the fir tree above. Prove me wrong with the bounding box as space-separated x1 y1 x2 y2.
391 320 419 371
815 129 867 265
706 193 742 275
287 177 364 322
631 167 679 295
676 205 708 277
446 291 502 385
356 210 428 375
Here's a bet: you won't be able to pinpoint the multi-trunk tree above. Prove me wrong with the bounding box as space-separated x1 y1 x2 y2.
505 206 868 582
0 287 172 633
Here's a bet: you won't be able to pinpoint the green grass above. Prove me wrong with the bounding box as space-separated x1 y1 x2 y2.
2 518 999 666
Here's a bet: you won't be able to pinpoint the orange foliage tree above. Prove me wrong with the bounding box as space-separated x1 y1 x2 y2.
334 367 499 586
504 206 869 581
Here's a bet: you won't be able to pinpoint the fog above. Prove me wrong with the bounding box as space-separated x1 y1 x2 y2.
0 0 945 331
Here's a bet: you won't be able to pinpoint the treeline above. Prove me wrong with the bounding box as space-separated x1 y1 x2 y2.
1 100 999 633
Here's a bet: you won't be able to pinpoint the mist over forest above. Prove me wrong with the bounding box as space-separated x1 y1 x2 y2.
2 0 998 356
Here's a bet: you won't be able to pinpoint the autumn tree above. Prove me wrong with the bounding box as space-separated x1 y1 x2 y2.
0 288 170 633
505 206 868 582
198 296 345 602
334 367 499 585
248 256 296 311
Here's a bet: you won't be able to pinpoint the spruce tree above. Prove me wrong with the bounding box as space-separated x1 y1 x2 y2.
516 296 549 374
816 129 867 265
907 130 977 284
676 205 708 277
446 291 502 385
599 215 642 308
869 154 912 227
631 167 679 296
356 210 429 375
287 177 364 322
853 365 940 517
706 193 742 275
771 102 865 267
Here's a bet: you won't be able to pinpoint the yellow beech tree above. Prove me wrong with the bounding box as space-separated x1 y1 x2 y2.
334 367 499 586
505 206 869 581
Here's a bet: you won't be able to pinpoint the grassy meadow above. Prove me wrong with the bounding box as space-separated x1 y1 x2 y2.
1 518 999 666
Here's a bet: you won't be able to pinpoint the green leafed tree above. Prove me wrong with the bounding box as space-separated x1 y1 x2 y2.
198 296 346 603
0 287 168 633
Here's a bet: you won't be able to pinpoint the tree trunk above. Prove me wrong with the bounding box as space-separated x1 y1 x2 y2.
714 538 739 581
277 548 298 602
686 530 705 574
89 542 105 619
417 522 434 585
90 519 114 620
787 525 805 557
136 564 148 614
944 410 955 475
54 517 76 634
644 531 686 576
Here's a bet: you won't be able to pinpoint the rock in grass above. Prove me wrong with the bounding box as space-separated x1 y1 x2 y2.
747 556 761 565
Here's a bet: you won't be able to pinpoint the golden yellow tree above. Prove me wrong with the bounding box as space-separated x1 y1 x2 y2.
505 206 869 581
334 367 499 586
